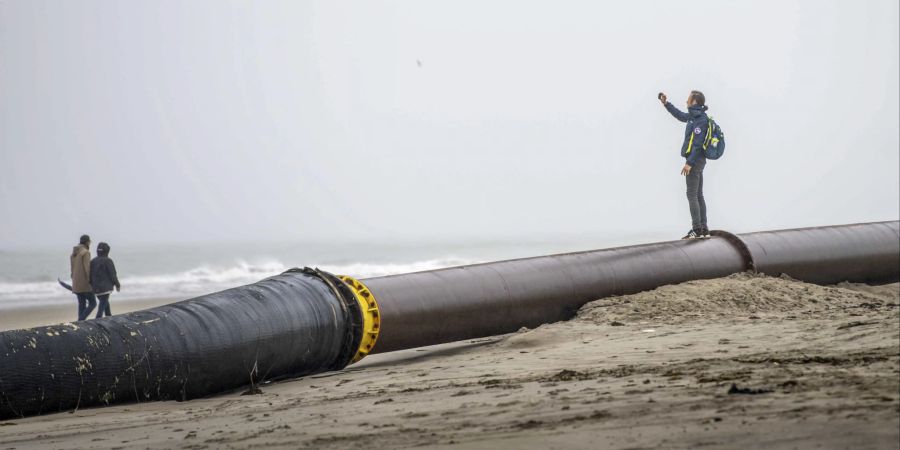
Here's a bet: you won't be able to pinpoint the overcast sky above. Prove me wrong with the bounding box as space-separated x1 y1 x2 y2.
1 0 898 250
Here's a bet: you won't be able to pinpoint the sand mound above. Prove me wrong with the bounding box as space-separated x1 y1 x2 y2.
575 271 899 325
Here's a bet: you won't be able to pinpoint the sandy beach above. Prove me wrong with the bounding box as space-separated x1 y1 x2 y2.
0 273 898 449
0 298 182 333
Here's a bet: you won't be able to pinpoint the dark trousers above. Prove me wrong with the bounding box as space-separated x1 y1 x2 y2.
685 159 708 230
76 292 96 321
95 294 112 318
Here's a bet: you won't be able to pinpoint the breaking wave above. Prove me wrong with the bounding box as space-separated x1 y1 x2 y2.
0 258 474 310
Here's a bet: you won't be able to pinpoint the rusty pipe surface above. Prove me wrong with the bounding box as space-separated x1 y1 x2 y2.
364 221 899 353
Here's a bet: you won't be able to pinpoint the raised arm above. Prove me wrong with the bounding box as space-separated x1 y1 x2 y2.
664 102 690 122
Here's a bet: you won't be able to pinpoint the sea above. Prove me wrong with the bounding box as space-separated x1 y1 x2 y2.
0 235 655 311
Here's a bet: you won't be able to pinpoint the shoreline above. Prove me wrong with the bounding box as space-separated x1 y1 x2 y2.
0 297 181 332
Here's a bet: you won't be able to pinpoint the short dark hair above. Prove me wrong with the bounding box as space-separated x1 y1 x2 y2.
97 242 110 256
79 234 91 245
690 90 706 106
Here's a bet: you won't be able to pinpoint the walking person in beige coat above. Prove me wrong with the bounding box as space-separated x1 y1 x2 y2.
70 234 96 320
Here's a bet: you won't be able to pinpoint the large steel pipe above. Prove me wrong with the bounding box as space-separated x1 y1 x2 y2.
365 235 749 353
1 221 897 419
738 221 899 285
365 221 899 353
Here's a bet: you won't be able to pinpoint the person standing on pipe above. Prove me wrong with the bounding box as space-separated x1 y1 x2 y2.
90 242 120 318
659 90 711 239
70 234 96 320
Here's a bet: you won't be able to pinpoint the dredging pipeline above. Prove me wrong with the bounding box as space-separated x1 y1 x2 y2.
1 221 897 419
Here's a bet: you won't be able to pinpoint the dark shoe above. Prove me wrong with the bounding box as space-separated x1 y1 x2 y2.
681 229 700 239
700 226 711 239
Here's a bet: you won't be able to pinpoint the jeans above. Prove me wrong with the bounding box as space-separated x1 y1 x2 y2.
76 292 96 321
95 294 112 318
685 158 708 231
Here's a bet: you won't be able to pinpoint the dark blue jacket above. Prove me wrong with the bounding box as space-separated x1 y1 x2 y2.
90 256 120 294
664 102 709 166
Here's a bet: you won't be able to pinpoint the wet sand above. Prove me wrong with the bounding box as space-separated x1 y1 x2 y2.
0 273 898 449
0 298 181 332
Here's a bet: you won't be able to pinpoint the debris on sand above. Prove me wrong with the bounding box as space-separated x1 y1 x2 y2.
548 369 592 382
241 386 263 396
727 383 772 395
837 320 879 330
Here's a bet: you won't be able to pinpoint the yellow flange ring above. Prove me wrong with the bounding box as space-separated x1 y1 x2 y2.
338 275 381 363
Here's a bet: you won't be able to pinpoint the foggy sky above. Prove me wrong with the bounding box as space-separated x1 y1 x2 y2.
1 0 898 250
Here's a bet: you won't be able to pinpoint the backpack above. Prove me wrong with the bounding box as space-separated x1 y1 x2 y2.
702 117 726 160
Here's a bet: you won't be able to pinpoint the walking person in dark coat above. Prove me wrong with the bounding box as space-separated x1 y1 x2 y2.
90 242 121 318
70 234 96 320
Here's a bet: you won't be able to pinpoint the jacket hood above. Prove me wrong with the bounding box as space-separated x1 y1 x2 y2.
688 104 709 117
72 245 88 257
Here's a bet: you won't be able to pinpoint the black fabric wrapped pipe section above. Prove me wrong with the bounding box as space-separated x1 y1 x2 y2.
0 268 361 420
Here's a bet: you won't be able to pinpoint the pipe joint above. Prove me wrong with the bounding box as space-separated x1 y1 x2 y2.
710 230 756 273
287 268 364 371
339 275 381 363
